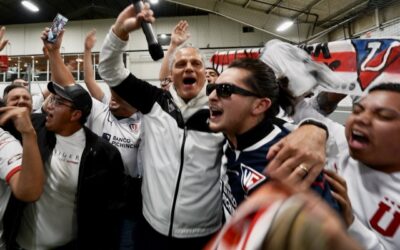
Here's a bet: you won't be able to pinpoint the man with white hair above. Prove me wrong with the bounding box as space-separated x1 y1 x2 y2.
99 4 331 249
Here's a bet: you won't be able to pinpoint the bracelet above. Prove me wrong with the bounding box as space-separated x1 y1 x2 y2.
299 119 329 138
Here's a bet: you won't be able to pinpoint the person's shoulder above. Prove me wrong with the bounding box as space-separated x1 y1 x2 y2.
84 127 118 151
31 113 46 128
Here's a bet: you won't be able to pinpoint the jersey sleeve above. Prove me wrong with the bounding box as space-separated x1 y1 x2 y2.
0 130 23 184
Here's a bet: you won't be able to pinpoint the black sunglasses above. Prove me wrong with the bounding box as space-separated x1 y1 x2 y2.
206 83 261 98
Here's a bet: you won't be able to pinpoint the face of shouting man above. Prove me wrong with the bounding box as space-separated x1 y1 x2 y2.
171 47 206 103
4 87 33 112
45 95 82 136
345 89 400 173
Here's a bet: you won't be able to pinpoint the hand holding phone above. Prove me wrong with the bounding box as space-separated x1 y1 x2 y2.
47 13 68 43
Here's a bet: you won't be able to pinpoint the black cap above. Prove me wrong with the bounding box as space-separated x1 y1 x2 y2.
47 82 92 117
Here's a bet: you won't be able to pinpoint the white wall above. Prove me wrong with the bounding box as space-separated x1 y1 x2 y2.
1 14 278 56
1 14 280 82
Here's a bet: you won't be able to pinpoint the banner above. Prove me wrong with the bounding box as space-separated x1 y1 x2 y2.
210 38 400 95
0 55 8 72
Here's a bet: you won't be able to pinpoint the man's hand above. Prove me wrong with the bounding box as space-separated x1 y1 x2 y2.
0 106 35 135
171 20 190 47
41 27 64 53
265 125 327 190
0 26 9 51
113 3 155 41
85 29 96 51
325 169 354 227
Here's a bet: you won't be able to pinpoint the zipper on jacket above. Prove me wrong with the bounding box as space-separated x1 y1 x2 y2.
75 144 94 242
168 126 187 237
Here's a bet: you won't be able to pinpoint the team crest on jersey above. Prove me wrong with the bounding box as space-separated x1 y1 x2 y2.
240 164 266 193
353 39 400 90
129 123 139 134
102 133 111 142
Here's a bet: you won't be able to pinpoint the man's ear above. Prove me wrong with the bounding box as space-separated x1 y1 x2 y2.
70 109 83 122
252 97 272 116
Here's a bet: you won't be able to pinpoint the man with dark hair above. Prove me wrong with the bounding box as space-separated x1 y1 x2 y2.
4 28 128 250
205 67 219 84
3 85 33 112
296 83 400 249
9 79 48 112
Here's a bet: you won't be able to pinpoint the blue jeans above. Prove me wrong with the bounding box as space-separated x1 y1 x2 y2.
119 216 140 250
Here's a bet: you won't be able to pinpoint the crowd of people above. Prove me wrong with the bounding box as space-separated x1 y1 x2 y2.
0 2 398 250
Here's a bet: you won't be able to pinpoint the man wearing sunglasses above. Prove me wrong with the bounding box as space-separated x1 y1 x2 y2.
207 58 339 219
99 4 330 250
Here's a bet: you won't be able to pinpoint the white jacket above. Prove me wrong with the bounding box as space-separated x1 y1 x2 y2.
99 30 225 238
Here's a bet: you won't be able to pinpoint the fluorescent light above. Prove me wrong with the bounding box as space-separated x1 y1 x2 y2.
149 0 159 4
160 34 167 39
276 20 293 32
21 1 39 12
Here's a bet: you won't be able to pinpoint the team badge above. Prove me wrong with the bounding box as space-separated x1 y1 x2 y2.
240 164 266 193
102 133 111 141
129 123 139 134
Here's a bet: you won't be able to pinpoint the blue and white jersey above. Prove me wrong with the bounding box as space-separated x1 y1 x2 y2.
221 119 339 219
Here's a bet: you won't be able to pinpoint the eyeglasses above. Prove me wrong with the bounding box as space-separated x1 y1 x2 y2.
49 96 75 109
206 83 261 98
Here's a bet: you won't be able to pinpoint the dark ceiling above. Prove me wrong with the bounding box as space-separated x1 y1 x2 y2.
0 0 208 25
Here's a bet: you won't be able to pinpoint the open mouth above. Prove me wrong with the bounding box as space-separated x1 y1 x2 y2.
350 129 370 147
210 106 223 118
46 113 53 121
183 77 196 85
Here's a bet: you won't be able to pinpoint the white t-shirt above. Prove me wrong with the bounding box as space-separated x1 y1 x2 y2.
17 128 85 250
85 97 142 177
333 153 400 250
0 129 23 250
31 93 44 113
295 99 400 249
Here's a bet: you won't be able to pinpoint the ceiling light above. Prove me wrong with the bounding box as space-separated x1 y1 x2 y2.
149 0 159 4
276 20 293 32
21 1 39 12
160 34 167 39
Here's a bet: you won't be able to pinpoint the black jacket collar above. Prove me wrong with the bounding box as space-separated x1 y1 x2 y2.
228 118 274 151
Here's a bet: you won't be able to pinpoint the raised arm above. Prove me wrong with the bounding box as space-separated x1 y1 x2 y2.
159 20 190 81
312 91 347 116
0 106 44 201
84 29 105 101
0 26 8 51
99 4 154 87
41 28 75 85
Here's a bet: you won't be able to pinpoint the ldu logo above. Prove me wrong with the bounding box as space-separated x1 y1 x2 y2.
240 164 266 194
352 39 400 90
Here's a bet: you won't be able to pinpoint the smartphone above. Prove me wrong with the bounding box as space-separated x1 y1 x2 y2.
47 13 68 43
